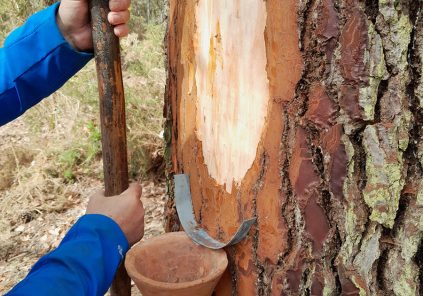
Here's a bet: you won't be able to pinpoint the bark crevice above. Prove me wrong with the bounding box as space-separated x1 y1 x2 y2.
407 10 423 293
253 152 270 296
416 239 423 295
165 0 422 294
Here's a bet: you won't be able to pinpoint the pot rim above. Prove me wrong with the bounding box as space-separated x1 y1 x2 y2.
125 231 229 290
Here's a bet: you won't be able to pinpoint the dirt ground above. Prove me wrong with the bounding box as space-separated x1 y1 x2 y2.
0 120 167 294
0 179 166 294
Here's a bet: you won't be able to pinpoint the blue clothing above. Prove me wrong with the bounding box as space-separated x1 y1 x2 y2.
6 215 129 296
0 3 91 126
2 4 130 295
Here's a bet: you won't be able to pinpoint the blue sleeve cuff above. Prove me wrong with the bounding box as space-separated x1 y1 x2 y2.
2 3 92 88
6 214 130 296
67 214 130 256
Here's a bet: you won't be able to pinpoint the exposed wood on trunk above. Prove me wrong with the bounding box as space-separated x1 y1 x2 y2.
165 0 423 295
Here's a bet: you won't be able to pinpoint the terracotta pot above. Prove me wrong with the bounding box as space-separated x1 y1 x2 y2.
125 231 228 296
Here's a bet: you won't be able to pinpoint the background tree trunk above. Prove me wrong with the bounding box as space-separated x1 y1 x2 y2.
164 0 423 295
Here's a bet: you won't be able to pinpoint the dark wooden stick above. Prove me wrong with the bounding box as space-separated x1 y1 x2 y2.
89 1 130 295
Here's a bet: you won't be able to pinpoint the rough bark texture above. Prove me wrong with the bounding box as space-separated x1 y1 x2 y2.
164 0 423 295
90 1 130 295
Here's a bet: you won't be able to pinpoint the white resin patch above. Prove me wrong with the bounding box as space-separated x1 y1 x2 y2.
194 0 270 193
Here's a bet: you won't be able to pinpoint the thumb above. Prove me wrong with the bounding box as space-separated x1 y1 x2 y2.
121 183 142 198
90 189 105 200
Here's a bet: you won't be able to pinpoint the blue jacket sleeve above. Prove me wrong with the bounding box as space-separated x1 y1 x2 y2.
5 214 130 296
0 3 92 126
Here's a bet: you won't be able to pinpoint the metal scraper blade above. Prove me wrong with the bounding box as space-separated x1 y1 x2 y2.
174 174 256 249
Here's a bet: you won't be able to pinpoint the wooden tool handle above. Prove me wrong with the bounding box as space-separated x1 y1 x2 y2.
90 1 130 295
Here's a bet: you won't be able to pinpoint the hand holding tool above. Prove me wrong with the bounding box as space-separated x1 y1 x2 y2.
90 1 130 295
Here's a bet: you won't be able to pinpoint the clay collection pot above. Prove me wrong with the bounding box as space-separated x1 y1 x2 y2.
125 231 228 296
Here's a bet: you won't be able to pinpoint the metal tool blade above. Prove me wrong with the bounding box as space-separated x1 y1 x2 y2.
174 174 256 249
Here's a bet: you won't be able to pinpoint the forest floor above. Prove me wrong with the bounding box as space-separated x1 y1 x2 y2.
0 155 166 293
0 20 167 294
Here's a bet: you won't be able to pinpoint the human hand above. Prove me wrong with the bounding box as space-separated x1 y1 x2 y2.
57 0 131 52
86 183 145 246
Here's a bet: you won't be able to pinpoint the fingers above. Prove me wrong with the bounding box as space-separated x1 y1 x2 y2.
108 0 131 37
108 10 130 26
109 0 131 12
122 182 142 199
114 24 130 37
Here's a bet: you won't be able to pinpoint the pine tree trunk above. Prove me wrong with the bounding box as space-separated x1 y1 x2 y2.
164 0 423 295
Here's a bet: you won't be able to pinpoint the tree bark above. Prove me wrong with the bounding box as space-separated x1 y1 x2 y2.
164 0 423 295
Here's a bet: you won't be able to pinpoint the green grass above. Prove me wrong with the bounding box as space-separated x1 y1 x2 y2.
21 22 167 182
0 0 46 42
